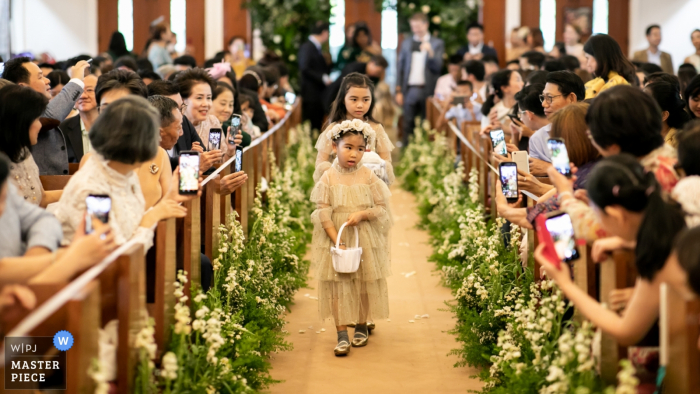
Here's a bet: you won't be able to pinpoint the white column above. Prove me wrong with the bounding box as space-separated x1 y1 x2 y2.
505 0 521 52
205 0 224 60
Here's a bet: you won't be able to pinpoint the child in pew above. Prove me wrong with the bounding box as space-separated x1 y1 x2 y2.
310 120 392 356
435 80 483 130
536 154 687 389
314 73 395 186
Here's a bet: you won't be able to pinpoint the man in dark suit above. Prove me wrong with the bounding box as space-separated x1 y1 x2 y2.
396 12 445 147
323 55 389 114
457 23 498 63
298 21 332 131
62 74 99 163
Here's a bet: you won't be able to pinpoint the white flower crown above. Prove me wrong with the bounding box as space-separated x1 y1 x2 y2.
326 119 376 150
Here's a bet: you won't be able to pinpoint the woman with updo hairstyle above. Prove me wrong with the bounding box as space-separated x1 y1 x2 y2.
480 69 524 130
644 81 691 148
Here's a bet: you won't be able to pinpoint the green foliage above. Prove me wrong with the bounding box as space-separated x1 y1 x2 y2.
244 0 331 90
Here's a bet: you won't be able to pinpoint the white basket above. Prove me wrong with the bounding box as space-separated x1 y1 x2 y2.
330 223 363 273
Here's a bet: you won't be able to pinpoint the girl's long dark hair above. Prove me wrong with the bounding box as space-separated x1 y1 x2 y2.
586 154 686 280
645 81 691 129
108 31 130 58
481 69 514 116
0 85 48 163
583 34 636 84
327 72 379 126
685 75 700 119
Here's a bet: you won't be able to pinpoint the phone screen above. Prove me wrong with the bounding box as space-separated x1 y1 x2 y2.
85 194 111 234
547 139 571 176
499 163 518 200
229 116 241 141
545 213 580 262
285 92 296 105
235 146 243 173
208 129 222 151
452 96 467 106
490 129 507 156
179 152 200 195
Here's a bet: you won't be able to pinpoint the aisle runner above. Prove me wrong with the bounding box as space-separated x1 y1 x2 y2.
268 186 482 393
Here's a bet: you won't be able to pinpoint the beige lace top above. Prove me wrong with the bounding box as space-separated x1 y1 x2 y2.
9 151 44 206
313 120 395 185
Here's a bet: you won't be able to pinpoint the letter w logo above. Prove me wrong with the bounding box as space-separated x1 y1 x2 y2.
57 337 69 346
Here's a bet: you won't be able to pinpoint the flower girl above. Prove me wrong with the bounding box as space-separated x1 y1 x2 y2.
310 119 393 356
313 73 395 185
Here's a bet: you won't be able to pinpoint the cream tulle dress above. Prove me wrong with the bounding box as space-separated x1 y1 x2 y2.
313 121 396 185
310 161 393 325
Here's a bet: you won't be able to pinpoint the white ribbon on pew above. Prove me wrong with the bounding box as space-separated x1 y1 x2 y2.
201 100 297 187
0 238 140 367
447 121 499 175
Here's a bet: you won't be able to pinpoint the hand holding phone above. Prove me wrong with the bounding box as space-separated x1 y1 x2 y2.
547 138 571 177
179 151 200 195
229 115 241 139
208 128 222 151
85 194 111 235
234 145 243 173
535 211 580 269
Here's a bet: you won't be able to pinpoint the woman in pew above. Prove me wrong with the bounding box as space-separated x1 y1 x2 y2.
0 85 62 208
644 81 691 148
536 154 687 388
0 154 116 286
53 96 197 249
582 34 636 99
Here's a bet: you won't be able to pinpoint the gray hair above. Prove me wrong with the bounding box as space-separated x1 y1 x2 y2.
147 95 179 128
89 96 160 164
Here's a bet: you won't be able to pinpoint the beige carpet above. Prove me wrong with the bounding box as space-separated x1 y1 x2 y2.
267 186 483 393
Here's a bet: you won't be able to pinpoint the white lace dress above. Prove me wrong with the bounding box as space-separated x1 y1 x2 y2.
313 121 395 185
52 154 154 250
310 162 393 325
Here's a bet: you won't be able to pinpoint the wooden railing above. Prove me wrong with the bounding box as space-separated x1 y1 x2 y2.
425 97 699 391
0 100 302 393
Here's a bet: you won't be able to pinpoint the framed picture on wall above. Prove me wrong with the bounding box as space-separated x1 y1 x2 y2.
564 7 592 35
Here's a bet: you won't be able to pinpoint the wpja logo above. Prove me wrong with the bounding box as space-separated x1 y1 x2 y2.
4 331 72 390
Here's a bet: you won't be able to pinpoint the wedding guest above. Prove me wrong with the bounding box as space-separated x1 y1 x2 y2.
482 55 500 79
678 63 698 97
342 24 382 66
583 34 636 99
61 74 99 163
396 12 444 147
2 57 90 175
106 31 132 62
434 54 463 102
480 69 523 133
0 85 61 207
520 51 546 71
147 23 174 71
227 36 256 77
211 82 251 148
457 22 498 62
563 24 584 62
238 69 270 132
335 23 358 72
527 28 545 53
173 55 197 71
506 26 530 62
435 81 482 130
298 21 332 131
633 25 674 74
114 56 138 72
46 70 71 99
462 60 487 103
685 75 700 119
510 83 549 151
683 29 700 72
53 96 194 248
138 70 162 86
644 81 691 147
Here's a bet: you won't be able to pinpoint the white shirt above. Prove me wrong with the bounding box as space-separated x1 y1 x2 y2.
647 48 661 66
469 42 484 55
408 33 430 86
80 117 92 155
433 74 456 101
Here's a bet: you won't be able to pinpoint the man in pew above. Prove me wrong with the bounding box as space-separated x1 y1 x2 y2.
0 154 116 286
2 57 90 175
61 74 99 164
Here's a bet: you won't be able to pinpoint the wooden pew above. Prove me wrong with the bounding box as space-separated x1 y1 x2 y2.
660 283 700 393
177 196 201 298
148 218 177 357
598 249 636 384
40 175 71 191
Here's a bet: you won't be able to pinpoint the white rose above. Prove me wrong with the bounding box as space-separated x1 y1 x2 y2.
421 5 430 13
272 35 282 44
432 16 441 24
408 3 415 9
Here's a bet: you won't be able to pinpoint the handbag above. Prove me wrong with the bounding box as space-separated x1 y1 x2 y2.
360 151 389 184
330 222 363 273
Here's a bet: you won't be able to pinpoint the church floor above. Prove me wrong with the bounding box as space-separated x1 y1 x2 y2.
267 186 483 393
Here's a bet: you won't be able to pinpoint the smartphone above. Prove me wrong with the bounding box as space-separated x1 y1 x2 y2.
179 151 200 195
234 145 243 173
499 162 519 203
538 211 580 264
489 129 507 156
86 58 93 64
85 194 111 234
507 113 520 123
285 92 296 105
512 151 529 174
411 40 422 52
208 128 222 151
229 115 241 140
547 138 571 177
452 96 467 106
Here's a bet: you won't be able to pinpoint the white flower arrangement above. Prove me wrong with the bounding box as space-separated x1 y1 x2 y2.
326 119 377 150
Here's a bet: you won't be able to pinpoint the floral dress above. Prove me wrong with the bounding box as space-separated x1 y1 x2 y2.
313 119 395 185
310 162 393 325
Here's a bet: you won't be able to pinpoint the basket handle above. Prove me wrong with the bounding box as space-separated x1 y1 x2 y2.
336 222 360 249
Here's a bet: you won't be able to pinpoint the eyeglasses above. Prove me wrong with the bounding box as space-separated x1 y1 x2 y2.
518 110 527 116
179 103 188 114
539 94 563 104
